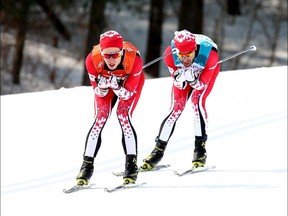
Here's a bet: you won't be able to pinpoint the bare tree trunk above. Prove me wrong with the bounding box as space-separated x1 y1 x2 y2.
49 36 58 84
232 2 259 70
36 0 71 41
82 0 106 86
227 0 241 15
178 0 203 33
11 0 30 84
145 0 164 78
267 0 283 65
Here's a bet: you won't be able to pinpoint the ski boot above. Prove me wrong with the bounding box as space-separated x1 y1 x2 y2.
76 156 94 185
192 135 207 168
141 137 167 170
123 154 138 184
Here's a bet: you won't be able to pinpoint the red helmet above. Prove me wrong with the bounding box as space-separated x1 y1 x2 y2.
173 30 197 53
100 30 123 51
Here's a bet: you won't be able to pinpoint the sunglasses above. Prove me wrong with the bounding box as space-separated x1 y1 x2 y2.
177 51 195 58
101 50 123 59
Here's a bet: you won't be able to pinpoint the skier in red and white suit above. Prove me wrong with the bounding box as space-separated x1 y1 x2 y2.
76 30 145 185
141 29 220 169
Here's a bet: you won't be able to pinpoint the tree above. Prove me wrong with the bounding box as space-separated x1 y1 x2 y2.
82 0 106 86
3 0 71 85
145 0 164 78
227 0 241 16
11 0 30 84
178 0 203 33
35 0 71 41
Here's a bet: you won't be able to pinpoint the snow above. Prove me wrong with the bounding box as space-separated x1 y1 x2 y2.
1 66 287 216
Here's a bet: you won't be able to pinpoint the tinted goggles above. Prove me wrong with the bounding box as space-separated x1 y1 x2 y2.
177 51 195 58
101 50 123 59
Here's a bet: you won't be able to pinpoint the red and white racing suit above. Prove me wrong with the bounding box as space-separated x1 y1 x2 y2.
83 42 145 158
157 36 220 143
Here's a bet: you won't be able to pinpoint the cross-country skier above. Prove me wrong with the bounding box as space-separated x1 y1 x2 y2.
141 29 220 170
76 30 145 185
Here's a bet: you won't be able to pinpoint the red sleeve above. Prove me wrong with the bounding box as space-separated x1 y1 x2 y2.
122 55 143 92
199 50 219 85
85 53 99 89
163 46 178 77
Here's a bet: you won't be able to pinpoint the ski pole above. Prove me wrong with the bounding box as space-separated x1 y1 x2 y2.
142 48 177 69
209 45 257 69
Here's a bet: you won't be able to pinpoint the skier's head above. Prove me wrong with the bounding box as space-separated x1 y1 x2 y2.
173 30 197 53
99 30 124 70
100 30 123 51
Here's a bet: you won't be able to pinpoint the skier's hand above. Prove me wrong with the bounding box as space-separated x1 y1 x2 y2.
184 68 197 83
185 63 204 84
109 76 122 90
174 69 186 82
95 75 110 97
173 69 186 89
97 76 111 89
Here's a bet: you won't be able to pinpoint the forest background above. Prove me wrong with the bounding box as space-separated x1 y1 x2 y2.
1 0 287 95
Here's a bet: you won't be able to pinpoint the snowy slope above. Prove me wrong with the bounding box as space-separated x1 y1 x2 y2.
1 66 287 216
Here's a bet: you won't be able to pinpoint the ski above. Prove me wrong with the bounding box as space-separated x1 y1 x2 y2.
174 165 216 177
104 182 146 193
63 183 96 194
112 164 170 177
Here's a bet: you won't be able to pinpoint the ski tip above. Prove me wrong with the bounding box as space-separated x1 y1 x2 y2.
104 188 111 193
174 171 181 176
63 187 76 194
63 183 96 194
